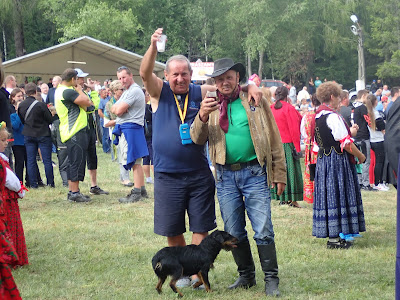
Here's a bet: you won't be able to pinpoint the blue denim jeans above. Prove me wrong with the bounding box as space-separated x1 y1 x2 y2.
215 163 274 245
25 136 54 187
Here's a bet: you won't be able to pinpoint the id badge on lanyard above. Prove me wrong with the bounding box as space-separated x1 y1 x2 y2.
174 93 193 145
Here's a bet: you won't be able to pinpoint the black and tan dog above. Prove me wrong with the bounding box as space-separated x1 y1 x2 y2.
152 230 238 297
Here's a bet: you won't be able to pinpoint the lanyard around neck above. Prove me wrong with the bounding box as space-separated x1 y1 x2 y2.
173 93 189 124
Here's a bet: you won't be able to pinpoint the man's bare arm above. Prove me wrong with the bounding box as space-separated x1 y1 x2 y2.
111 101 130 117
74 85 93 107
140 28 164 103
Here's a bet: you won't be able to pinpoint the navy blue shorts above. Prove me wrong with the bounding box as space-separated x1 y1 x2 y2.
154 168 216 237
143 139 153 165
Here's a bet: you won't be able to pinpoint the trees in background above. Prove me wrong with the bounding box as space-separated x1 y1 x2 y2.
1 0 398 88
368 0 400 85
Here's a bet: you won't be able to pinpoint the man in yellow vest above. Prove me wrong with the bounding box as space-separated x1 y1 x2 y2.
55 68 93 202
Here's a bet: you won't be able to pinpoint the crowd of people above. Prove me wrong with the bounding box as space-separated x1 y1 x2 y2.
0 27 398 297
250 75 398 199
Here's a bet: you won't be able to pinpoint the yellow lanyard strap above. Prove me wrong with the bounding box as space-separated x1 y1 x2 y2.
173 93 189 124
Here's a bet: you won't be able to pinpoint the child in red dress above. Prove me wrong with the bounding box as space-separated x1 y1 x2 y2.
0 123 28 267
0 122 22 298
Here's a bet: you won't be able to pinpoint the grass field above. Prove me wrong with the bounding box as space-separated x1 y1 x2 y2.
12 148 395 299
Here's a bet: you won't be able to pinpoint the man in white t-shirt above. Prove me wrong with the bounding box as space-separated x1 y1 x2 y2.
382 85 390 97
297 86 310 104
111 66 148 203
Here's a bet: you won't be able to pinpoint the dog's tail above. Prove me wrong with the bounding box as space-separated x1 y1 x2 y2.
154 262 162 271
152 254 163 274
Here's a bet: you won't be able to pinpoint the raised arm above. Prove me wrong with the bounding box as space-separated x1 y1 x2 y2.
139 28 164 104
86 78 100 109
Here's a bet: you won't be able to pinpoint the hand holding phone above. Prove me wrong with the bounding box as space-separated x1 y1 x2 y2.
199 91 219 122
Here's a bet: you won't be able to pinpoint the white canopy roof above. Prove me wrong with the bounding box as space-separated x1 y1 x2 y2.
2 36 166 85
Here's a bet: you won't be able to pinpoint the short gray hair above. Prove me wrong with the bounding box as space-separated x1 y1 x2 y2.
165 55 192 73
25 82 37 96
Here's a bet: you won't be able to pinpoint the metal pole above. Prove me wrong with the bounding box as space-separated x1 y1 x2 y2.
2 28 7 61
358 23 366 87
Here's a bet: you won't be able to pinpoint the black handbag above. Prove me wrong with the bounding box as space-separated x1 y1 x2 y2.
308 137 316 181
309 163 316 181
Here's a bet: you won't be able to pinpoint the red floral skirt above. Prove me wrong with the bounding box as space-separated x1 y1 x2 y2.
1 189 28 267
0 219 22 299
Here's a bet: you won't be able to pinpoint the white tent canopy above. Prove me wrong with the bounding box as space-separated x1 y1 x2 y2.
2 36 166 86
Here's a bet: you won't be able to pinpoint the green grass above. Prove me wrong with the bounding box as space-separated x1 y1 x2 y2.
13 149 395 299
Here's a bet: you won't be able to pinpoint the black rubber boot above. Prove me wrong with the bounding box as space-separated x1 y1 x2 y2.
257 243 280 297
228 239 256 289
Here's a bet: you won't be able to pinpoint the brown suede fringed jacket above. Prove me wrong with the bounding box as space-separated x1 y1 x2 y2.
190 92 287 186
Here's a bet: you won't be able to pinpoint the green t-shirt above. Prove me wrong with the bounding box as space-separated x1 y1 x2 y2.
225 99 257 164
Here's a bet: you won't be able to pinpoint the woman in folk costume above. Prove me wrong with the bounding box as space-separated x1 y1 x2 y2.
270 86 303 207
311 82 366 249
0 123 28 266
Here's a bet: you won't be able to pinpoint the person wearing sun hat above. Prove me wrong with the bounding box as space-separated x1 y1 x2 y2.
191 57 286 297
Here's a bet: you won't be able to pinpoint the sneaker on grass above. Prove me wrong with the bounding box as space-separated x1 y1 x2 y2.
376 183 389 191
68 191 90 199
90 186 109 195
141 187 148 198
68 192 91 203
176 277 191 288
361 185 377 192
119 189 141 203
